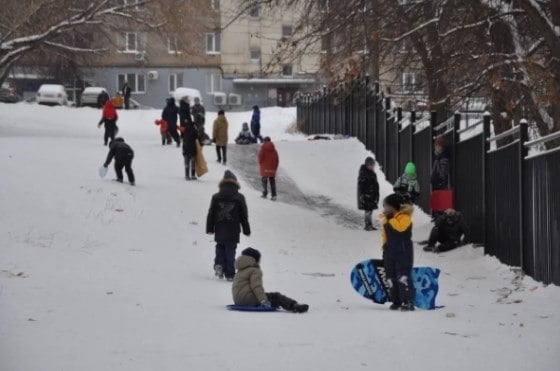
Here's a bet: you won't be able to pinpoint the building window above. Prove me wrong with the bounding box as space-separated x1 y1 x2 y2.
117 32 146 53
250 49 261 62
117 73 146 94
249 6 260 19
282 65 293 77
401 72 423 93
169 74 177 93
205 33 221 54
211 0 220 10
123 0 145 11
168 36 180 54
321 34 331 53
282 25 293 37
206 73 222 94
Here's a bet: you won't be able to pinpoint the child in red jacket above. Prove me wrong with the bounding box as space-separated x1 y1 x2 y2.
155 119 171 145
258 137 279 201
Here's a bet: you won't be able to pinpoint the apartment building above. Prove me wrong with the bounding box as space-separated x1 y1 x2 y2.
9 1 321 110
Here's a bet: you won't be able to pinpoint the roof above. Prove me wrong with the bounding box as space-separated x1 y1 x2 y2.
233 78 316 85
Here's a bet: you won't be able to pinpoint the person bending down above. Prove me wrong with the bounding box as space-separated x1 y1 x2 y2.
424 209 469 253
232 248 309 313
102 137 135 185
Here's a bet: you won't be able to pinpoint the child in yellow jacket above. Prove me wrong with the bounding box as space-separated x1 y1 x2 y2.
380 193 415 311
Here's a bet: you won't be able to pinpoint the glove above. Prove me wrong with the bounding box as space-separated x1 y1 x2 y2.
259 300 272 309
103 164 108 168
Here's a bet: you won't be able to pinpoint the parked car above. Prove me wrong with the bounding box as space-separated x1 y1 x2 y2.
0 82 19 103
80 87 108 108
36 84 68 106
172 87 202 107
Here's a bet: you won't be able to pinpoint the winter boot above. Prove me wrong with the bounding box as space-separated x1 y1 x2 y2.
261 192 267 199
271 196 277 201
214 265 224 279
423 245 435 252
389 303 401 311
291 303 309 313
400 302 415 311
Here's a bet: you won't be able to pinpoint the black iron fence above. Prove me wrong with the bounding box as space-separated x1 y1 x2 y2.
296 78 560 285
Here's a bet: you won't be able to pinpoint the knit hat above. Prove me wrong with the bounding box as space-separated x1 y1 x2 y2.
365 156 375 166
404 162 416 176
263 136 271 142
383 193 404 211
218 110 225 115
242 247 261 263
223 170 237 182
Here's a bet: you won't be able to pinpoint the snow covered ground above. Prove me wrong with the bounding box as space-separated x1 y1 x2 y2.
0 103 559 371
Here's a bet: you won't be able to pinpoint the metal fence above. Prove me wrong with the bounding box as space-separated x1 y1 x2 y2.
296 77 559 285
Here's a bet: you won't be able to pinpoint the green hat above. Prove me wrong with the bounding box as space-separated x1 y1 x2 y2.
405 162 416 175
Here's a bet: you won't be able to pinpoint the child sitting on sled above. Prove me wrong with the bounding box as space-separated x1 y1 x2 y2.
380 194 415 311
232 248 309 313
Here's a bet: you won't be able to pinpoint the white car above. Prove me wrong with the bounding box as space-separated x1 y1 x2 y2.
172 87 202 107
37 84 68 106
80 87 108 108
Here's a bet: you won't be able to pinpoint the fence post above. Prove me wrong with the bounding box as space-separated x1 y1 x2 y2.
397 107 403 124
482 112 491 251
519 119 529 269
410 110 416 163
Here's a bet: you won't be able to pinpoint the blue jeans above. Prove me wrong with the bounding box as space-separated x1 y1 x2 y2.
215 243 237 279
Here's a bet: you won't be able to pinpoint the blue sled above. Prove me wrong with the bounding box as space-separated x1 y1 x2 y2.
226 304 278 312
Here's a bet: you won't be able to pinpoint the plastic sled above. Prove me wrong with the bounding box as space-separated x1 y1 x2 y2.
99 166 108 178
226 304 278 312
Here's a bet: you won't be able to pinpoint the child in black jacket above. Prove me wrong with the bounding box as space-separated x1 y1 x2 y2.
357 157 380 231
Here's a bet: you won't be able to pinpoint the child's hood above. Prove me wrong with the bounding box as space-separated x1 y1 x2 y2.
235 255 260 271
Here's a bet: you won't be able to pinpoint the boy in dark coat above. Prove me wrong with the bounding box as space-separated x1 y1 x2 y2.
102 137 135 185
122 82 131 110
357 157 380 231
380 194 415 311
206 171 251 280
181 120 199 180
250 105 263 143
232 248 309 313
161 98 180 147
424 209 469 253
431 136 451 190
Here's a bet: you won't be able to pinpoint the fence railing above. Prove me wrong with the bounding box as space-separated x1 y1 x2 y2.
296 78 559 285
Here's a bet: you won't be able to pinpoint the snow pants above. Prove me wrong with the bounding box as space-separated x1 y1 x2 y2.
104 120 117 145
383 247 414 305
428 227 460 252
216 146 227 164
267 292 297 310
215 243 237 279
184 155 196 178
262 177 277 197
115 157 135 183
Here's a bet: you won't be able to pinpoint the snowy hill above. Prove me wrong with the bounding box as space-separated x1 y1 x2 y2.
0 103 559 371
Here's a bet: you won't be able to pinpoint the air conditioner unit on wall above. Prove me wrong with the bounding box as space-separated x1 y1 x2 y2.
134 52 145 61
228 93 242 106
148 71 158 80
213 92 227 106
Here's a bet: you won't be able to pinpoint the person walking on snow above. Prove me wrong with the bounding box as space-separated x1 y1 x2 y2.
357 156 380 231
213 110 229 165
380 193 415 311
161 98 181 147
182 120 199 180
102 137 135 185
206 170 250 281
98 100 118 146
232 248 309 313
154 119 171 145
250 105 263 143
258 137 279 200
192 97 209 144
122 82 131 110
394 162 420 204
179 98 193 129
